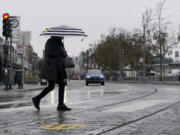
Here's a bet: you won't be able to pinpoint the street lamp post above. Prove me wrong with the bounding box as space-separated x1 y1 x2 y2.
118 45 124 81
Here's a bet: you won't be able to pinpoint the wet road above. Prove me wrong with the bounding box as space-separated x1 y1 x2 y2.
0 81 180 135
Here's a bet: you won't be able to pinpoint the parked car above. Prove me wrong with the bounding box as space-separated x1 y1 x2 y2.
85 69 105 85
72 74 80 80
40 79 47 85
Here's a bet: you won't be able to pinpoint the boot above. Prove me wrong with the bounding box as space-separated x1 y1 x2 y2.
57 103 71 111
32 97 40 110
57 84 71 111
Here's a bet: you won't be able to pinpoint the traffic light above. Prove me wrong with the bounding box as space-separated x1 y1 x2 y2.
2 13 12 40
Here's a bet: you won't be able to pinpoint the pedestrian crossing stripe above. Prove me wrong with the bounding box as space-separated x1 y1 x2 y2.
39 124 86 130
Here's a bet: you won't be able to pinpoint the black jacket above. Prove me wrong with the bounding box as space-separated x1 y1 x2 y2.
40 37 67 83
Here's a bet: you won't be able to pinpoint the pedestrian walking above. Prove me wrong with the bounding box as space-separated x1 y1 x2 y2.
32 36 71 111
14 71 23 89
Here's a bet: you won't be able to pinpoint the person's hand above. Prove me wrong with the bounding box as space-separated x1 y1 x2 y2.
62 47 68 57
64 50 67 56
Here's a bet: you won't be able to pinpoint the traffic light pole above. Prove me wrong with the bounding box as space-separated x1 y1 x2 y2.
3 39 14 90
2 13 13 90
9 37 13 89
3 40 9 90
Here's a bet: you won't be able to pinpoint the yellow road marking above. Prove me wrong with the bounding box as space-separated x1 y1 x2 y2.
39 124 86 130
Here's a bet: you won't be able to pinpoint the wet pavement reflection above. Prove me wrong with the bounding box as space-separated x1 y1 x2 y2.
1 81 180 135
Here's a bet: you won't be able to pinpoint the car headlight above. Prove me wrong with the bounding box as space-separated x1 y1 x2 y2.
100 75 104 78
86 75 90 78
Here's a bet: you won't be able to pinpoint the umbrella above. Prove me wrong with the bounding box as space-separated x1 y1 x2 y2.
40 25 87 38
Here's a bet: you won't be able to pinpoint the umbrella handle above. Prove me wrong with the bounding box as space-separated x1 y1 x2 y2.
81 36 87 42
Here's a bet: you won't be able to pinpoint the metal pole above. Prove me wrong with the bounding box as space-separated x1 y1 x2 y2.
9 37 13 89
21 37 25 88
119 45 122 81
158 2 163 81
4 40 9 90
121 48 124 80
143 24 146 82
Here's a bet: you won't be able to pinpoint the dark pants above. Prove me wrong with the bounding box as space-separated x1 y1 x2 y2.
35 80 65 106
18 82 23 89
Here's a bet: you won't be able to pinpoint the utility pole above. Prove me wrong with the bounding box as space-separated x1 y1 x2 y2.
21 37 25 88
9 37 13 89
86 50 89 70
3 42 9 90
119 45 123 81
158 0 167 81
121 48 124 80
158 2 163 81
143 24 146 82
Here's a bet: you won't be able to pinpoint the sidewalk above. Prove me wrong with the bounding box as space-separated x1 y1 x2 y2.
0 83 46 99
0 83 47 109
0 83 46 91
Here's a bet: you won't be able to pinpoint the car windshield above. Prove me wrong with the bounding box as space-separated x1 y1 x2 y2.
87 70 102 75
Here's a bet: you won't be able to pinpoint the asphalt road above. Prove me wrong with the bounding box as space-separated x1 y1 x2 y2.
0 80 180 135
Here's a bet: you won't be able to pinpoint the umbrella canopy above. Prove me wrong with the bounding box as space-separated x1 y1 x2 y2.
40 25 87 37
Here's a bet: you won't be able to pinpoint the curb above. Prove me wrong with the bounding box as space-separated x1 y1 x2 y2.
0 86 46 109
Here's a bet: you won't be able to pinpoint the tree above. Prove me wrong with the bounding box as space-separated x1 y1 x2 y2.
142 0 179 81
92 28 153 73
78 51 87 75
38 58 44 72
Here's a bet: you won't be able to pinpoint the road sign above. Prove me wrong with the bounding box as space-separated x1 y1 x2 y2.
9 16 20 30
9 16 21 43
10 18 19 28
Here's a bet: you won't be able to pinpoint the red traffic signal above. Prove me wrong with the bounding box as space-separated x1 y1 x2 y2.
2 13 12 39
3 13 9 20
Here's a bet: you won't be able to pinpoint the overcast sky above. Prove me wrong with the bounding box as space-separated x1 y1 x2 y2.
0 0 180 57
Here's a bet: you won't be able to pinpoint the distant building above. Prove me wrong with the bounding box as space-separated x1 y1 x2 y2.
18 31 31 45
72 56 81 73
148 56 173 73
171 26 180 62
171 42 180 62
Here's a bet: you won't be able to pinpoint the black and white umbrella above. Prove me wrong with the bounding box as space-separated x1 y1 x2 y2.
40 25 87 38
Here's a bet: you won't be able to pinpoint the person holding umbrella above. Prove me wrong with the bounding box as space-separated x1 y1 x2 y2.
32 36 71 111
